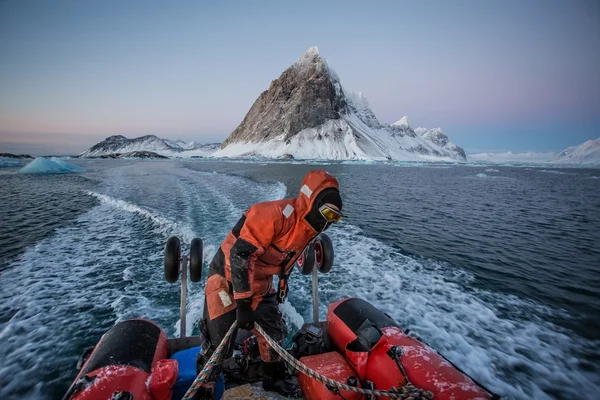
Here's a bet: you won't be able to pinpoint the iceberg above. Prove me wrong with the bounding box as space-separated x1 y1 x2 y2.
19 157 86 174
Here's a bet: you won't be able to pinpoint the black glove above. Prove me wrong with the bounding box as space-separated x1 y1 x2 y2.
236 299 256 330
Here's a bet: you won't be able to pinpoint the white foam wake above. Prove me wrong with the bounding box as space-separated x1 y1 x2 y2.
287 222 599 399
85 190 196 243
0 204 178 399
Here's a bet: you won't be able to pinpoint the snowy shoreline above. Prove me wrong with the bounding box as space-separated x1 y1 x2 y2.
43 155 600 169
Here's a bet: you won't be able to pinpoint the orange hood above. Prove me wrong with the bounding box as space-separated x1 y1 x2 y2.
296 170 340 220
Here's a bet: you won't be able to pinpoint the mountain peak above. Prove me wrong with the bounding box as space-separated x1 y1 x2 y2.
106 135 127 142
303 46 320 58
222 47 347 147
392 116 411 129
295 46 324 69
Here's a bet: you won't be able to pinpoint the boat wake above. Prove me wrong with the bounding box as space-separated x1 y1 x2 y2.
1 162 598 399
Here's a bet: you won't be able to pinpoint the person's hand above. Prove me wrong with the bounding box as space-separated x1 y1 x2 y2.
236 299 256 330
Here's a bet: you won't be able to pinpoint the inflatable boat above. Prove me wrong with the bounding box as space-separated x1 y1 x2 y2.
64 235 499 400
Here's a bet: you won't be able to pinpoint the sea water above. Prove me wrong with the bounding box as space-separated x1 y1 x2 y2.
0 159 599 399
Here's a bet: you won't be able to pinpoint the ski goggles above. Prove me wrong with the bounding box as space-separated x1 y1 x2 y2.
319 204 344 223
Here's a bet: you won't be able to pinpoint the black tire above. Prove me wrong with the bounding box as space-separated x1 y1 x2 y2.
296 242 316 275
316 233 334 273
189 238 203 282
164 236 181 283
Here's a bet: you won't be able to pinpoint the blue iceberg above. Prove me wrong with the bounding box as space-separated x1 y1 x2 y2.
19 157 86 174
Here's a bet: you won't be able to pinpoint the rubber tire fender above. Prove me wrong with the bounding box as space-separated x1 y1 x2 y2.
316 233 334 273
296 242 316 275
189 237 203 282
164 236 181 283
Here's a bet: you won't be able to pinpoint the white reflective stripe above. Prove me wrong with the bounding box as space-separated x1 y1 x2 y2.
300 184 313 198
282 204 294 218
219 290 232 307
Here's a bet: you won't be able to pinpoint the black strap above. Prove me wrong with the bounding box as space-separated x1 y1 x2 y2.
387 346 410 386
275 236 317 303
326 384 349 400
276 250 296 303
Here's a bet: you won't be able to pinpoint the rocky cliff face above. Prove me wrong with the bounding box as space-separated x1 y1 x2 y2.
217 47 467 161
223 47 348 147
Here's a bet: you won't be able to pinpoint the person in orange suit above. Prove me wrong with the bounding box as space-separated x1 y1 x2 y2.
196 170 343 398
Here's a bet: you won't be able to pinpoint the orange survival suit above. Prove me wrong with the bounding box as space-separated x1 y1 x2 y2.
197 170 342 397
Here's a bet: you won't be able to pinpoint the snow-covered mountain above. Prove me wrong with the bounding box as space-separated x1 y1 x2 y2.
93 151 169 159
165 139 206 150
79 135 220 158
468 151 556 163
80 135 177 157
468 138 600 165
553 138 600 165
214 47 466 161
172 143 222 158
162 139 185 150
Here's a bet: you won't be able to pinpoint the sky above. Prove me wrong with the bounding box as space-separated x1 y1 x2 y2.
0 0 599 155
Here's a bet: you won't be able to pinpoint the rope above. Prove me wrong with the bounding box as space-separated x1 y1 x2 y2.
183 320 434 399
253 323 434 399
182 321 238 400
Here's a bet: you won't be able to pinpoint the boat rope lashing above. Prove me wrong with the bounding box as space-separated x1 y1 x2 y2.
182 321 238 400
326 383 349 400
253 323 434 399
182 321 434 399
387 345 411 386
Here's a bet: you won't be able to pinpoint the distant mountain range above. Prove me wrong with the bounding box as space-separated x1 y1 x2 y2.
78 134 600 165
80 48 467 162
0 153 34 159
78 135 220 158
469 138 600 165
76 46 599 166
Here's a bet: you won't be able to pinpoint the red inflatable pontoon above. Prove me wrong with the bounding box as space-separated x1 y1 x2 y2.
324 298 495 400
64 319 176 400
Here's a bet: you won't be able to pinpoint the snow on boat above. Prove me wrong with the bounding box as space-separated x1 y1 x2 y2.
64 235 498 400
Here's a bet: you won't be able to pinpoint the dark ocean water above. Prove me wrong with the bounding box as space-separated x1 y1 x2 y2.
0 160 599 399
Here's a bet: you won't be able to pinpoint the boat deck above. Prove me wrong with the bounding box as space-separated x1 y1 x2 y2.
223 382 305 400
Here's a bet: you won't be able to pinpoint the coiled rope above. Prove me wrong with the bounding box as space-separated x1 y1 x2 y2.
184 321 434 399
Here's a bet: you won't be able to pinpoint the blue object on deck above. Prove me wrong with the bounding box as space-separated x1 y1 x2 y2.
171 346 225 400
